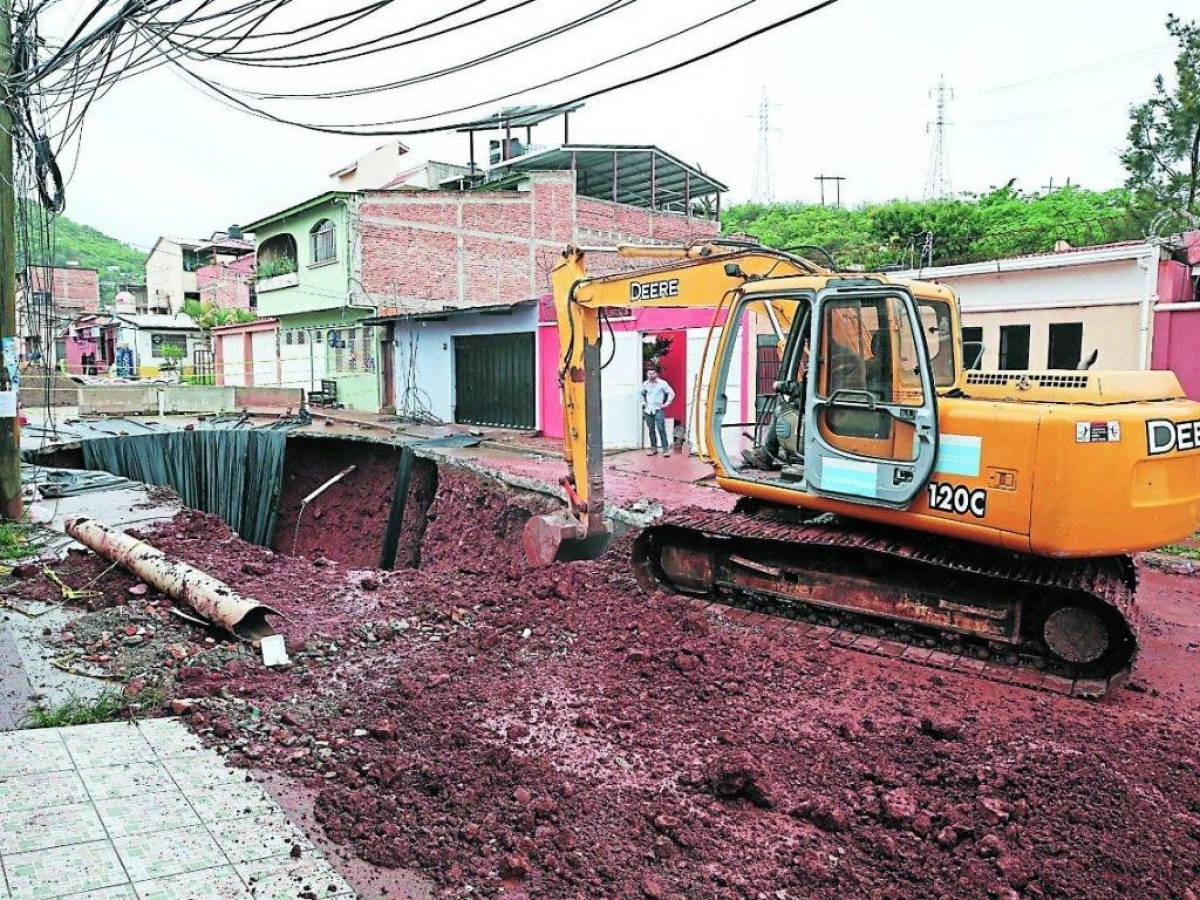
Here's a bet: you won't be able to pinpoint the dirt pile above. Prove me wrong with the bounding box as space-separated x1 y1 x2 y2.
24 469 1200 898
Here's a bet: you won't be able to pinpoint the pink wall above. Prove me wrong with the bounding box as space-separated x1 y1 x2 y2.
64 332 97 375
1153 308 1200 399
212 318 278 386
1153 258 1200 399
197 254 255 310
537 295 735 440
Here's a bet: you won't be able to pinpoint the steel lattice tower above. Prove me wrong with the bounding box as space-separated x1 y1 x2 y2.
752 88 776 204
923 75 953 199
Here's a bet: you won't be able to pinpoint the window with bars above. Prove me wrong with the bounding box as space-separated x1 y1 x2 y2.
326 326 375 374
310 219 336 264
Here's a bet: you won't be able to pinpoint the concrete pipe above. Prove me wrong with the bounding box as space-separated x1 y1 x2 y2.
64 516 280 640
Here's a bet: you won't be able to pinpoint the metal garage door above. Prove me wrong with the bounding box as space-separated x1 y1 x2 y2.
453 332 536 429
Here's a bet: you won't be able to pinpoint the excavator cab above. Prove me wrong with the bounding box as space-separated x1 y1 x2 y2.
714 285 940 509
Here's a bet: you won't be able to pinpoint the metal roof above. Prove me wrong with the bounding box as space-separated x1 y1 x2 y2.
242 191 355 232
362 298 537 325
455 103 585 132
476 144 726 208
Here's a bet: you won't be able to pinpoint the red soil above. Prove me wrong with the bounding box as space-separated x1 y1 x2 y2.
273 437 440 569
33 469 1200 899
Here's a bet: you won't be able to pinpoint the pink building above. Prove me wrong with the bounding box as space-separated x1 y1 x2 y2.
1151 231 1200 398
18 265 101 364
196 252 256 310
61 314 115 376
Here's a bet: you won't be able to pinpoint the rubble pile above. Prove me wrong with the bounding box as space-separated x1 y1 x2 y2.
24 470 1200 898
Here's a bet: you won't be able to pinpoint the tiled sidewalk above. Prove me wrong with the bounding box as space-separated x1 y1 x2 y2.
0 719 354 899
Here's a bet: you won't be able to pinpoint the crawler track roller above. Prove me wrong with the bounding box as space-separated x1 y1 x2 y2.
633 507 1139 695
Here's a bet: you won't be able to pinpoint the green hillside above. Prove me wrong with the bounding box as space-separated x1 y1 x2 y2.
19 203 145 304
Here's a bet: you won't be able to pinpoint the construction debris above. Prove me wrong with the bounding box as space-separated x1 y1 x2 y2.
63 516 280 640
19 469 1200 899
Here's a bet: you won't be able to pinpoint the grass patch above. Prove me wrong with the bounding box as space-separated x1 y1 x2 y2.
0 522 30 561
1158 542 1200 561
24 684 166 728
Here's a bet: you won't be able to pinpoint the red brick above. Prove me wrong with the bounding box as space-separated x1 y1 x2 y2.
357 175 719 312
981 660 1013 683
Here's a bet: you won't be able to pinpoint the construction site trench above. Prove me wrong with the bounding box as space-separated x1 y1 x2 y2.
15 432 1200 898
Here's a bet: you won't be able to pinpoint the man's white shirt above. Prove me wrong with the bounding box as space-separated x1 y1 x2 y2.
640 379 675 413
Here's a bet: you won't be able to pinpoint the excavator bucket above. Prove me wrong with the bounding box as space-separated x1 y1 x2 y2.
523 513 612 567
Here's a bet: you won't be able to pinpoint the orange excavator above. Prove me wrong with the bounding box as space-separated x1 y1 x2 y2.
526 241 1200 695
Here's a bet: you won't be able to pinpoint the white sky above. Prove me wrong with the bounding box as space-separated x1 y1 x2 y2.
40 0 1191 249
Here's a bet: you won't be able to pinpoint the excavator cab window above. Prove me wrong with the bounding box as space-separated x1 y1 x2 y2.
803 286 939 508
916 299 956 387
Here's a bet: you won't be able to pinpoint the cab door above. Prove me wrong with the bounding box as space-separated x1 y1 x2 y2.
803 286 938 507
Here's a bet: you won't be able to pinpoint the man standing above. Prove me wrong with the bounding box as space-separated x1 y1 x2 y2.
640 366 676 456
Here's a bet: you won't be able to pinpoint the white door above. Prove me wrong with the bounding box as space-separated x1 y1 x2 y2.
600 331 642 449
251 331 277 386
686 326 743 458
279 329 326 392
221 333 245 387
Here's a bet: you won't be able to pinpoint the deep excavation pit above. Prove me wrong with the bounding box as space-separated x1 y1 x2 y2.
17 433 1200 898
271 437 441 569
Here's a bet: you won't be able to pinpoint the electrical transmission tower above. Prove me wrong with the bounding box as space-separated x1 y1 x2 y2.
923 75 953 199
751 88 780 204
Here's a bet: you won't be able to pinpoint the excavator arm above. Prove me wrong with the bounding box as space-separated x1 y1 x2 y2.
523 242 822 566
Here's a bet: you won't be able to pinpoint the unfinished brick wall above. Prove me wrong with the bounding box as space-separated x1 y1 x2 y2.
24 266 100 314
359 172 720 312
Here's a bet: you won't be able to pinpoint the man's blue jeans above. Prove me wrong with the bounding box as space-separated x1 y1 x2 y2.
644 409 668 451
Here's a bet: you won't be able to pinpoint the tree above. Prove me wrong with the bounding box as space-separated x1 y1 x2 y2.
158 342 185 370
182 298 256 330
1121 15 1200 216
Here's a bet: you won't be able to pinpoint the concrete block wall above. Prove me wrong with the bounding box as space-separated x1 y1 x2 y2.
359 172 719 312
159 386 235 414
233 386 304 409
78 384 303 416
78 385 162 415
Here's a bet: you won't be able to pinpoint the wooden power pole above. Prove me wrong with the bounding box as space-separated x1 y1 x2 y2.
0 4 22 520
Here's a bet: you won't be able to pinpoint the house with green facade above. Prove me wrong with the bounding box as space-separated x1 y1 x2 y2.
235 191 381 410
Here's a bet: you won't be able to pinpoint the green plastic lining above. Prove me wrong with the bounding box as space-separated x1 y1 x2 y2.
80 430 287 546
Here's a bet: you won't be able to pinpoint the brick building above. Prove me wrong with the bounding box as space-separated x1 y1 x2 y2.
219 144 725 418
16 265 100 364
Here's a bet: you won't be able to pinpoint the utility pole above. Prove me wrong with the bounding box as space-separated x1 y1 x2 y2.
923 75 953 200
1041 177 1072 193
0 3 22 520
813 174 846 208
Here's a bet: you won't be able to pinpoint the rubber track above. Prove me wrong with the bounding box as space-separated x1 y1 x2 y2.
640 507 1140 699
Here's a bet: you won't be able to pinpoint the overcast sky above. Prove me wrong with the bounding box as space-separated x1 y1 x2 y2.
40 0 1189 249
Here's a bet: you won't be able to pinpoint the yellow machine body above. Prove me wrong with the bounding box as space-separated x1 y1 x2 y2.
532 242 1200 563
